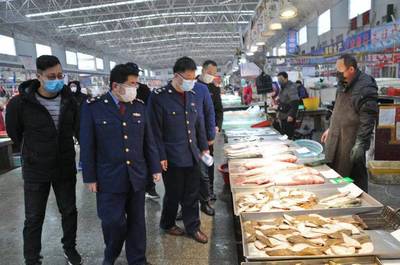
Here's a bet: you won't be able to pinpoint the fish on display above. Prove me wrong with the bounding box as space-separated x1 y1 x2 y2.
244 214 373 257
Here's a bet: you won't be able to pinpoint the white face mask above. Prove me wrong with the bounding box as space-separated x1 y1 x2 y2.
178 75 196 91
119 84 138 102
70 86 77 93
203 73 215 84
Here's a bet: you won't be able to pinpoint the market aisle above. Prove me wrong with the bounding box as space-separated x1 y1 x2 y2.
0 133 238 265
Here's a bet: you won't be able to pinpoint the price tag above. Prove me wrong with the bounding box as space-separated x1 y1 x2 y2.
296 147 310 154
320 169 341 179
391 229 400 243
338 183 364 198
279 135 288 140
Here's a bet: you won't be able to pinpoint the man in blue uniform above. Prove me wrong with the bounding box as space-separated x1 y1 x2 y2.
148 57 209 244
80 63 161 265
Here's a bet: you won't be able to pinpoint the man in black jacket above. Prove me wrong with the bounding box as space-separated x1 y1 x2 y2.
276 72 300 139
322 54 378 192
197 60 223 200
5 55 82 265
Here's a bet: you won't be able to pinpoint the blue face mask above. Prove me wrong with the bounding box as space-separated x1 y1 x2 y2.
44 79 64 93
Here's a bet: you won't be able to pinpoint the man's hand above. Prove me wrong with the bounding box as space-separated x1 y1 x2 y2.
86 182 98 193
208 140 214 146
287 116 294 123
160 160 168 171
350 144 365 163
321 129 329 143
153 173 161 182
215 126 220 133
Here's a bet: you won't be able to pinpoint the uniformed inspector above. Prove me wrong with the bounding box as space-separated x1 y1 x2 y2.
80 63 162 265
148 57 209 244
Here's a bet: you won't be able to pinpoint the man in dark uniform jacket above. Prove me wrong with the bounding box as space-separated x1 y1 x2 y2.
80 63 161 265
6 55 82 265
197 60 223 200
148 57 209 244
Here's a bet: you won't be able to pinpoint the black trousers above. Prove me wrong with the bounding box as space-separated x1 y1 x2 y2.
199 144 215 202
208 144 215 194
279 119 295 139
145 174 156 193
23 178 77 265
351 158 369 193
97 188 146 265
160 164 201 234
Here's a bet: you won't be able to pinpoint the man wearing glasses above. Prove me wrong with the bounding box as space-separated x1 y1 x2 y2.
148 57 209 244
80 63 161 265
6 55 82 265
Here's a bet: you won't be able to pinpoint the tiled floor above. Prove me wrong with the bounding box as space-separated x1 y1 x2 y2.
0 134 238 265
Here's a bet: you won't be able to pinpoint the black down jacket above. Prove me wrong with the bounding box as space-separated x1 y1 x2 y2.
5 79 79 182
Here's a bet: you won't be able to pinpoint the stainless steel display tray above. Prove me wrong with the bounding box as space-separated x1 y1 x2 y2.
228 160 336 191
232 184 383 216
240 210 400 261
241 255 383 265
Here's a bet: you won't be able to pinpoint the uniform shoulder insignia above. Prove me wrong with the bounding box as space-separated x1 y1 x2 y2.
86 97 98 104
153 87 166 95
135 98 145 104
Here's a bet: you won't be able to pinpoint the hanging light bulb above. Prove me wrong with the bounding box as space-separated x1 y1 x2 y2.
280 0 298 19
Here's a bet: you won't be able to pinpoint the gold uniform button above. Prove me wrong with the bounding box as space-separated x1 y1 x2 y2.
189 139 192 143
137 120 141 124
126 160 131 165
125 148 129 152
185 111 188 114
188 130 191 134
186 121 189 124
124 135 128 139
172 111 176 115
103 121 107 124
123 122 127 126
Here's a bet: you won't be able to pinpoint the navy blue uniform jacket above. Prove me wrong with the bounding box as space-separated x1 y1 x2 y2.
80 93 161 193
147 84 208 168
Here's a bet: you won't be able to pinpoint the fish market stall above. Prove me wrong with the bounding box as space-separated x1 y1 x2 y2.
220 118 400 264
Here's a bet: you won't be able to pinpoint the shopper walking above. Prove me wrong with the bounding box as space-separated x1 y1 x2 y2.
321 54 378 192
197 60 223 201
148 57 209 244
276 71 300 139
5 55 82 265
80 63 161 265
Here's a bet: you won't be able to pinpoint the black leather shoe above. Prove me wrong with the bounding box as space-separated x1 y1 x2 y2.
200 202 215 216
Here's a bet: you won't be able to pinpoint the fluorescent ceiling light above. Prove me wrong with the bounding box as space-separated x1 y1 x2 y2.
280 1 298 18
269 20 282 30
26 0 153 18
246 52 254 56
79 21 249 36
256 42 265 46
250 45 258 52
59 10 254 29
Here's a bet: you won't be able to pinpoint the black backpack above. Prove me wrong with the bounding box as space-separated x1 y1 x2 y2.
256 72 273 94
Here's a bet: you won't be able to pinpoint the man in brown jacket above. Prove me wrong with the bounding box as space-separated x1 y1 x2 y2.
321 54 378 192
